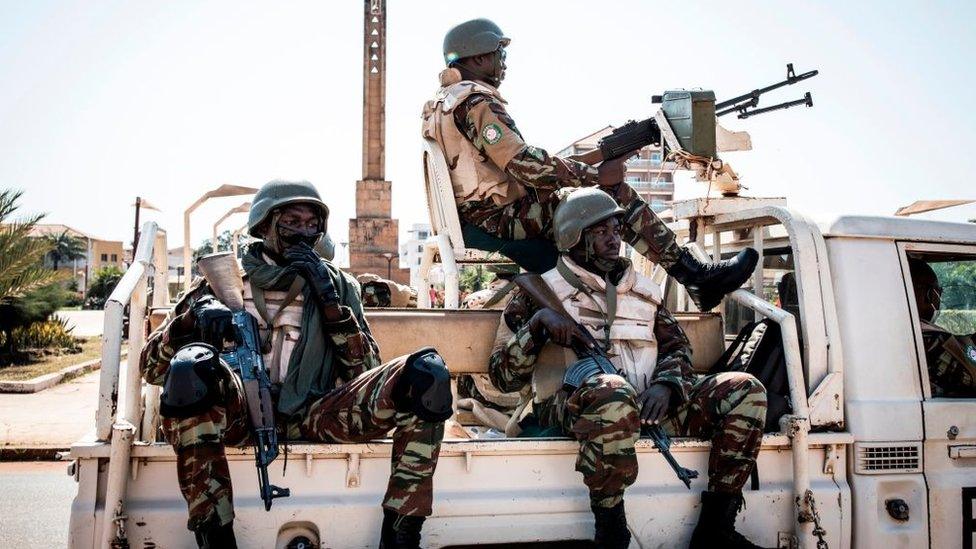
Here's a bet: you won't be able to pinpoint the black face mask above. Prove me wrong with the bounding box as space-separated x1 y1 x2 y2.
276 222 322 248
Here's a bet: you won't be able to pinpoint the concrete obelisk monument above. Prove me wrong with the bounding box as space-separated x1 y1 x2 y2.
348 0 407 283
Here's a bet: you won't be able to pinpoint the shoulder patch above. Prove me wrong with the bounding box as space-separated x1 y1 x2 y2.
481 123 503 145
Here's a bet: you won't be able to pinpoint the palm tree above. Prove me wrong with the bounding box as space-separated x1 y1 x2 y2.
45 230 86 270
0 189 59 304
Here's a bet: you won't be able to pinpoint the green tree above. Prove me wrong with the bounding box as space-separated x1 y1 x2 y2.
193 230 249 262
45 230 86 270
459 265 495 293
0 189 60 304
84 265 124 309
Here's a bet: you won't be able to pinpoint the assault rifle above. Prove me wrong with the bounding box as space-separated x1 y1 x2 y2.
197 252 290 511
514 273 699 489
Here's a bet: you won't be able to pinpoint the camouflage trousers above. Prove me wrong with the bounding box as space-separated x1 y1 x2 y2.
459 181 682 269
533 371 766 508
162 355 445 531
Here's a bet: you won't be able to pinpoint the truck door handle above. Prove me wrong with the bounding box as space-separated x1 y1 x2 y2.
948 445 976 459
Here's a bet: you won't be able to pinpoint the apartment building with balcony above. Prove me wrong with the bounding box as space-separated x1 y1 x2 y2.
557 126 676 218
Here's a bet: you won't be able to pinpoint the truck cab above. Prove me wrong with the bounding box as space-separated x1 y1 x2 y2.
66 197 976 548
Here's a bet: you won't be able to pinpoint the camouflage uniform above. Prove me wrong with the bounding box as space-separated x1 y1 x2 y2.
489 289 767 508
142 279 443 531
921 320 976 398
452 94 682 270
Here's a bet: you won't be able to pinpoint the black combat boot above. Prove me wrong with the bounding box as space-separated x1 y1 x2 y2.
379 508 425 549
193 519 238 549
689 491 768 549
668 247 760 312
592 501 631 549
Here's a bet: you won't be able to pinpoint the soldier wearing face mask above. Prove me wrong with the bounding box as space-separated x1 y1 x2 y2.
142 180 451 548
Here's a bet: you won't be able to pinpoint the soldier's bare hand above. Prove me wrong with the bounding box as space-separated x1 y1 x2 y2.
638 383 672 425
597 147 642 187
530 308 585 347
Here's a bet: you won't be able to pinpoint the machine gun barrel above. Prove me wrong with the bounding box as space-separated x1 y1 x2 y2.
514 274 700 488
734 92 813 119
716 63 818 118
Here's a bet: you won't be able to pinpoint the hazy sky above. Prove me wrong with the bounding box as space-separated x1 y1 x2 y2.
2 0 975 260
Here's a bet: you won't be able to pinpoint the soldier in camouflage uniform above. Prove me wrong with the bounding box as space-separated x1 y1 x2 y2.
142 180 451 549
423 18 759 312
489 188 768 548
909 258 976 398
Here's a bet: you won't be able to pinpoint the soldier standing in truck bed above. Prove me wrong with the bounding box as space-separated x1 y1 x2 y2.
422 18 759 312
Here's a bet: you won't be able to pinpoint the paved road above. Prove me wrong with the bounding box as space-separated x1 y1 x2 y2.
0 371 98 447
57 309 105 337
0 461 74 546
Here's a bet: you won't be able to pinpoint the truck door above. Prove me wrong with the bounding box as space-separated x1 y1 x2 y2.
900 243 976 549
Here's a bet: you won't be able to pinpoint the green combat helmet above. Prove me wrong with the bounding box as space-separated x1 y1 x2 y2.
247 180 330 238
443 18 510 66
552 188 625 252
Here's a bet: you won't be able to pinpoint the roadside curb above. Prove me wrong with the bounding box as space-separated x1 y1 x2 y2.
0 447 69 461
0 350 126 394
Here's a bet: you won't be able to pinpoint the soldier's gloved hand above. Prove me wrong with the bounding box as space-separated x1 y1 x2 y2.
284 242 340 306
190 295 235 348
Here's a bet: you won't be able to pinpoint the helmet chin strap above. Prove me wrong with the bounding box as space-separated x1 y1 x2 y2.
584 232 618 273
453 56 502 87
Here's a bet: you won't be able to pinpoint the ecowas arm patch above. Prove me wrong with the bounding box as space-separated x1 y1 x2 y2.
481 123 503 145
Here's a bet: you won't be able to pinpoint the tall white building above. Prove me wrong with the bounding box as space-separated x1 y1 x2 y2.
399 222 432 287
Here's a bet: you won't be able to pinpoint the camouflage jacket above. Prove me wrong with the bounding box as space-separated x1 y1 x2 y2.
141 276 381 394
488 286 696 403
453 94 599 194
922 320 976 398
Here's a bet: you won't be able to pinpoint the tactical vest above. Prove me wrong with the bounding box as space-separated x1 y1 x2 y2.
242 277 305 384
535 257 661 399
422 68 527 207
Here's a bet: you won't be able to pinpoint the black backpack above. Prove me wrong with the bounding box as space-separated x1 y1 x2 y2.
710 319 792 432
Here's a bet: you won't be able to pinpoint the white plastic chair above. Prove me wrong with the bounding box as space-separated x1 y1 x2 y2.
420 137 511 308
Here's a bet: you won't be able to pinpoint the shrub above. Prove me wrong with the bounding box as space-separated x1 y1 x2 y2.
85 265 124 309
0 282 70 355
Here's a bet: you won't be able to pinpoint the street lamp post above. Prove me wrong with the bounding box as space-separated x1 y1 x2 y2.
381 252 395 280
183 184 257 290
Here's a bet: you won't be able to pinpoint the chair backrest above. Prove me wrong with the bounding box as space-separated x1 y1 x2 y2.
422 137 466 255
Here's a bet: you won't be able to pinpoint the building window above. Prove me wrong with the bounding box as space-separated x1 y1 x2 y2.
417 245 423 253
111 254 118 262
650 152 662 164
100 254 108 262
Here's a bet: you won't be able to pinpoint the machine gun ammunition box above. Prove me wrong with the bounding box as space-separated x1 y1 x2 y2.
657 90 716 159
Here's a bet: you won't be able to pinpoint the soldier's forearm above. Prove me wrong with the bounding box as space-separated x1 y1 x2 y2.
504 147 599 190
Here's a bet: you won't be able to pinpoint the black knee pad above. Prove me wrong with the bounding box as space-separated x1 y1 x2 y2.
160 343 222 419
393 347 453 422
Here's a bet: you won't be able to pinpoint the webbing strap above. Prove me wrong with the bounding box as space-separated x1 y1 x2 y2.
482 279 517 309
555 257 617 349
249 277 304 349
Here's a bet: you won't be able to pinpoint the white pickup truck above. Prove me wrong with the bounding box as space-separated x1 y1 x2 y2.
66 196 976 548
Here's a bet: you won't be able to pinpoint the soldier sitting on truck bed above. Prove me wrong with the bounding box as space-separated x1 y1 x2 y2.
489 188 769 549
909 257 976 398
422 17 758 312
141 180 451 549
